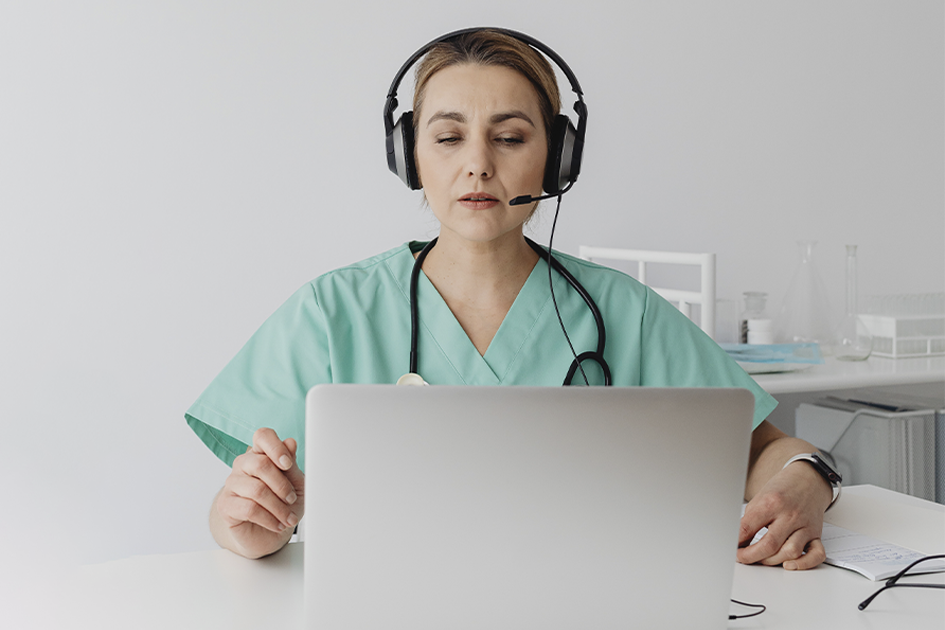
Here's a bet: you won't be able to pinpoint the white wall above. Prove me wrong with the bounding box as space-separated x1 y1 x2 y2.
1 1 941 570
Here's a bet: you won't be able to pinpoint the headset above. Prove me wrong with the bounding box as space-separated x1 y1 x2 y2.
383 27 588 197
387 27 610 386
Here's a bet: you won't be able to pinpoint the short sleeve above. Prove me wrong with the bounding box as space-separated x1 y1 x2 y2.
638 287 777 430
185 283 331 468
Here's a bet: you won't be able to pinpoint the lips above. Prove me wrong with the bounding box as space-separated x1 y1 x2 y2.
458 192 500 210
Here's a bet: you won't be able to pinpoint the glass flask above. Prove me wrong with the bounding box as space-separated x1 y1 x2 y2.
834 245 872 361
775 241 834 351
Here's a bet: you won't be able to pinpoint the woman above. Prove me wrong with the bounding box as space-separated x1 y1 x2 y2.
186 28 835 567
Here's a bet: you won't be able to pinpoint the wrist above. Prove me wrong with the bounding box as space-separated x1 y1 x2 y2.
782 453 840 510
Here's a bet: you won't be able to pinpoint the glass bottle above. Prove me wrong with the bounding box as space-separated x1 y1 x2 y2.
834 245 872 361
775 241 834 351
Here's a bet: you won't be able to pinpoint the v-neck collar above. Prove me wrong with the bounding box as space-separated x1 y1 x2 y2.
391 242 564 385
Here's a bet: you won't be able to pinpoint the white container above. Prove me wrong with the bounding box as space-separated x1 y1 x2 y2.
746 318 774 345
859 314 945 358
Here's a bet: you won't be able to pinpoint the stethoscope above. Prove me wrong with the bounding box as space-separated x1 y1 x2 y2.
405 236 612 386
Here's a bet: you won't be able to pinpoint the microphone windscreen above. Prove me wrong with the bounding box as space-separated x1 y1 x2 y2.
509 195 533 206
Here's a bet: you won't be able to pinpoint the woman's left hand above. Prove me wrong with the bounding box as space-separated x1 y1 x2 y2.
736 459 834 570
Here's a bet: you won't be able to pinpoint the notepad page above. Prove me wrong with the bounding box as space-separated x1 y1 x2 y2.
821 522 945 581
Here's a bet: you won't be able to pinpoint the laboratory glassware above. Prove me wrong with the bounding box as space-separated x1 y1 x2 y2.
775 241 834 351
715 299 739 344
834 245 872 361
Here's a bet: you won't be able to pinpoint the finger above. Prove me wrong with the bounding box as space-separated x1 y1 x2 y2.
737 506 774 548
736 519 792 565
785 538 827 571
227 475 299 529
760 528 812 566
281 438 306 492
232 451 299 505
251 428 294 471
219 494 288 533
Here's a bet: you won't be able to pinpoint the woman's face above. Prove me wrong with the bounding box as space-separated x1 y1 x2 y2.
415 63 548 247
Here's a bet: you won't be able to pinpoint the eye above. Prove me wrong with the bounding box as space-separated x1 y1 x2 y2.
436 136 461 145
496 136 524 145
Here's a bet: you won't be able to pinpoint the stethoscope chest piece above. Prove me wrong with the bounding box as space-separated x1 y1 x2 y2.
396 373 429 386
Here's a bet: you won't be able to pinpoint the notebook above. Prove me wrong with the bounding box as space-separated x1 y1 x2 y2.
304 385 754 629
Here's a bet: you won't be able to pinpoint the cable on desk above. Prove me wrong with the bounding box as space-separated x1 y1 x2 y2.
729 598 767 620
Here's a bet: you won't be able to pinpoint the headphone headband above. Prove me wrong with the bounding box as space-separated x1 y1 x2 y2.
385 27 584 102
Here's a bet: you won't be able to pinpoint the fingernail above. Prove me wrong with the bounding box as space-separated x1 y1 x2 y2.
286 491 297 504
785 561 797 570
277 523 286 532
287 513 299 527
279 455 292 470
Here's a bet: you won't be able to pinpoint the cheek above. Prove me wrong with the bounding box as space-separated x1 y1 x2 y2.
415 142 445 189
525 145 548 188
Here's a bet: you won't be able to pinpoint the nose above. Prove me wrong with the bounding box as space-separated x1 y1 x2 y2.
465 135 494 180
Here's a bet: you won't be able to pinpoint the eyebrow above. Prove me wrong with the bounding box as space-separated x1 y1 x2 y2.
426 111 466 126
425 110 536 128
490 110 535 127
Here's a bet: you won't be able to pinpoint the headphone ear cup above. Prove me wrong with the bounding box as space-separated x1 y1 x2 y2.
387 111 421 190
543 114 580 194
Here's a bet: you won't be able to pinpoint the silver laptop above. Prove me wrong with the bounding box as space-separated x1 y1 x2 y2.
304 385 754 629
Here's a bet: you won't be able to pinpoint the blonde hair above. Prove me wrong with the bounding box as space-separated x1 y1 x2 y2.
412 29 562 141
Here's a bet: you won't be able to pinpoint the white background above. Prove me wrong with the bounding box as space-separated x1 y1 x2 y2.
1 1 942 571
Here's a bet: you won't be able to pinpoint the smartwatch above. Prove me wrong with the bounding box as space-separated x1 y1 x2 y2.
783 452 842 508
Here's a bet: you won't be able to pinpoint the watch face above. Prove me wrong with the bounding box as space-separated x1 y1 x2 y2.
812 454 842 484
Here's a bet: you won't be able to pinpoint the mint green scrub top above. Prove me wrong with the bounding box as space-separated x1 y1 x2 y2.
186 242 777 469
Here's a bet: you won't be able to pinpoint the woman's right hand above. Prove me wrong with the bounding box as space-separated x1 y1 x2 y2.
210 428 306 559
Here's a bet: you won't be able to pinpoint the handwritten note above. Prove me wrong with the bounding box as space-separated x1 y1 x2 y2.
821 522 945 581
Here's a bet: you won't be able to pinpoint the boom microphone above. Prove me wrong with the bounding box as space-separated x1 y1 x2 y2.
508 180 575 206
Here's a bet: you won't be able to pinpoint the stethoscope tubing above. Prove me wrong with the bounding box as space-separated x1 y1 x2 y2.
409 238 438 376
408 237 611 385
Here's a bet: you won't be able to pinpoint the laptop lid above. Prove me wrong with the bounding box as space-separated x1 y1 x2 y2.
304 385 754 629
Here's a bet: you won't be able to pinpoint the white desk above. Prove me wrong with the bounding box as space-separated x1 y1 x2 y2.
752 355 945 395
26 485 944 629
730 485 945 628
